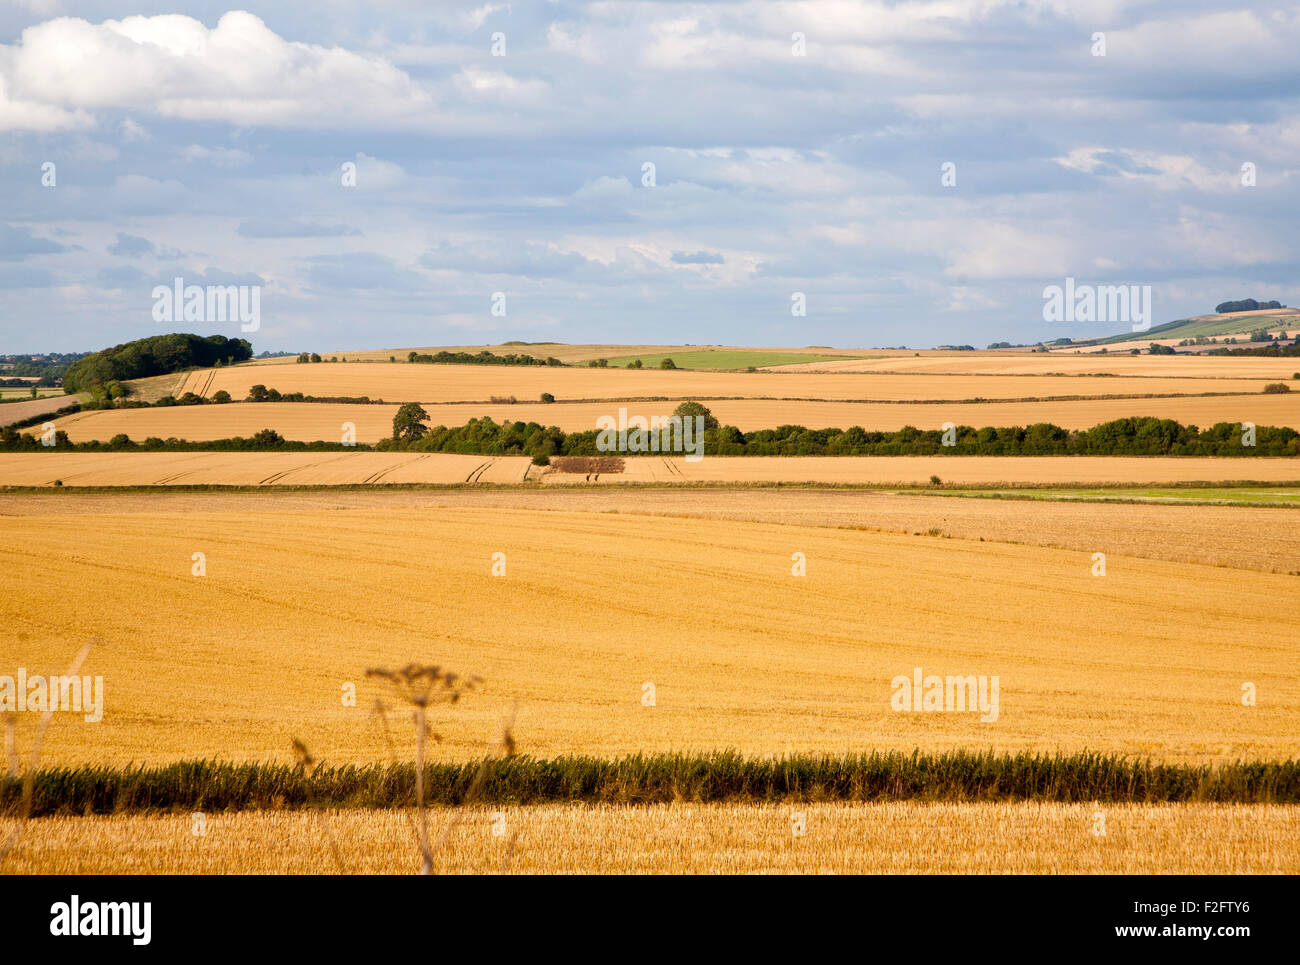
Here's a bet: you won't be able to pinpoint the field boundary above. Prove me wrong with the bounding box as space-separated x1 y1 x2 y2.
6 751 1298 816
4 476 1300 497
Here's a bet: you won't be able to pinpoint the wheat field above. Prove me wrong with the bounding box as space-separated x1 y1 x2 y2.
3 486 1297 571
172 361 1284 406
3 803 1295 874
554 454 1300 486
2 503 1297 767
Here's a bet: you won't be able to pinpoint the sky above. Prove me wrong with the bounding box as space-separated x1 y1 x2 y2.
1 1 1298 354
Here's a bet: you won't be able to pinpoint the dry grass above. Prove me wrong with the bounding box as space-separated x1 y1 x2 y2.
168 362 1280 406
45 392 1300 444
3 802 1295 873
2 504 1296 766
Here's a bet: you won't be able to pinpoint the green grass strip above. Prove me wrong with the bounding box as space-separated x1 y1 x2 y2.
5 750 1299 816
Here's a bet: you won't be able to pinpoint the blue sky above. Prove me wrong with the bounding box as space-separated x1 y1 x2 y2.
1 1 1298 353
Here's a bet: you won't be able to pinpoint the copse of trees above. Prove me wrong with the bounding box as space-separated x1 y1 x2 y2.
1216 298 1284 313
407 350 564 367
246 385 375 404
63 335 253 393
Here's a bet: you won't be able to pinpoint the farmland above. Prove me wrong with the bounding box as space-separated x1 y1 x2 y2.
4 803 1296 874
253 343 873 367
2 503 1297 768
3 452 1299 487
598 350 859 369
169 361 1288 405
769 354 1300 378
4 342 1298 878
42 392 1300 445
3 486 1297 572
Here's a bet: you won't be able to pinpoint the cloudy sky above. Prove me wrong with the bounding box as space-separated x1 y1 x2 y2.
2 1 1297 354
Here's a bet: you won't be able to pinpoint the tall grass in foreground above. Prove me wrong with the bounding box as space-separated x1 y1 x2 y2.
6 751 1298 817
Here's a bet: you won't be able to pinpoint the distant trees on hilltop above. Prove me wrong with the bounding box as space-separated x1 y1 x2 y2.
1216 298 1284 313
407 350 563 367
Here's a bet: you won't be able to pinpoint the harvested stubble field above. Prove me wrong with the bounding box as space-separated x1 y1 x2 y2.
3 487 1297 572
45 392 1300 443
171 362 1278 405
3 452 1296 488
0 394 83 426
4 803 1296 874
0 451 533 486
546 454 1300 486
3 502 1297 767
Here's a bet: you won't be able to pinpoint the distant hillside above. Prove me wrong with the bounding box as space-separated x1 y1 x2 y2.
1077 308 1300 348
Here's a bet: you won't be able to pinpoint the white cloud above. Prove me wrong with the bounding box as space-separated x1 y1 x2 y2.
0 73 92 132
2 11 435 129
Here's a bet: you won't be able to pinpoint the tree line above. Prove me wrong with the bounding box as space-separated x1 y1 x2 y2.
6 404 1295 457
407 350 564 366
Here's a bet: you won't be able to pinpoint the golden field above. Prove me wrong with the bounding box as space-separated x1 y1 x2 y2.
2 451 1297 487
8 349 1299 878
3 487 1296 572
563 454 1300 486
2 502 1297 767
16 487 1274 573
0 451 533 486
41 392 1300 444
4 803 1296 874
170 361 1282 405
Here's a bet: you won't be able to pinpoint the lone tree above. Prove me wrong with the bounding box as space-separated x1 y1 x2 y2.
393 402 430 443
672 400 718 430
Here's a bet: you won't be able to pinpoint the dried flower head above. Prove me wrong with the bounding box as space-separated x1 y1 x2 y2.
366 663 482 708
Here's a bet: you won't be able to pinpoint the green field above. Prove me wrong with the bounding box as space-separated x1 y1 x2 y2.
600 351 861 370
0 387 62 401
926 486 1300 506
